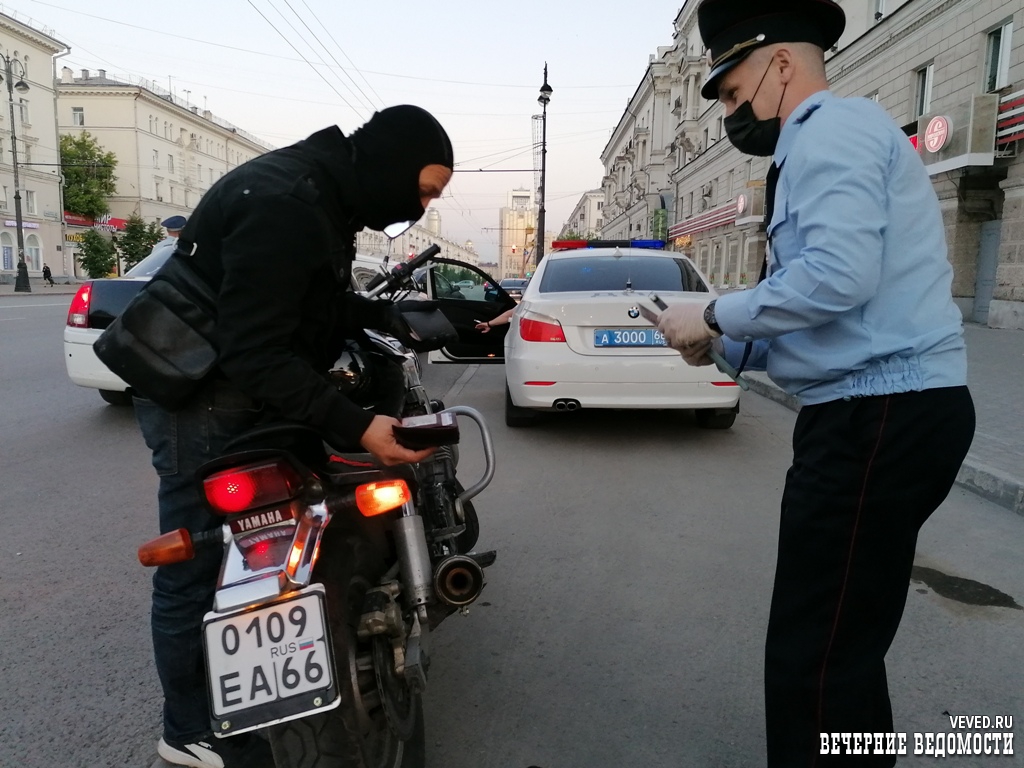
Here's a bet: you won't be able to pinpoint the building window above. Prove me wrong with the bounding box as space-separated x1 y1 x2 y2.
26 233 41 271
25 189 36 215
915 64 933 118
153 150 159 168
155 181 162 201
164 121 169 138
985 22 1013 92
71 107 85 126
167 154 175 173
0 185 7 210
22 143 30 164
597 201 603 210
18 98 29 124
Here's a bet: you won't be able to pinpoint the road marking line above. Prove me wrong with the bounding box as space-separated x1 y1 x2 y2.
442 365 481 404
0 303 70 308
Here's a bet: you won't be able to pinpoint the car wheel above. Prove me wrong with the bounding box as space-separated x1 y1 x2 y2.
99 389 133 406
694 406 737 430
504 383 538 428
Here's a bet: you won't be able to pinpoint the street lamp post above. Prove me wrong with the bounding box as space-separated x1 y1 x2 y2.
535 64 552 266
1 53 31 292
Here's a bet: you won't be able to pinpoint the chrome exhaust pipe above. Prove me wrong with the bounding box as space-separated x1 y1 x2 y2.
553 398 580 412
554 400 566 411
433 555 486 606
565 400 579 411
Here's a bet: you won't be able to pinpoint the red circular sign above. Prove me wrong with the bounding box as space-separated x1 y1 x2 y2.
924 116 949 153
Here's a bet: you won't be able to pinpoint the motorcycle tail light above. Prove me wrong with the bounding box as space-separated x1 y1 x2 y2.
204 459 304 514
356 479 411 517
138 528 193 567
238 529 294 571
66 282 93 328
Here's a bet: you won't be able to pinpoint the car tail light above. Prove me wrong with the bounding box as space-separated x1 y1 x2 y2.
203 459 304 514
355 479 411 517
138 528 194 566
519 315 565 343
66 282 93 328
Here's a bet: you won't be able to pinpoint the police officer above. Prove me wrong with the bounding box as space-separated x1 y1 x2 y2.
160 214 187 240
654 1 976 765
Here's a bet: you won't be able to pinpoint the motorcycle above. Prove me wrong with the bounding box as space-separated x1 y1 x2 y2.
137 244 497 768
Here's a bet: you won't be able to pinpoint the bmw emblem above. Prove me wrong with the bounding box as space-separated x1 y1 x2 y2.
627 306 640 319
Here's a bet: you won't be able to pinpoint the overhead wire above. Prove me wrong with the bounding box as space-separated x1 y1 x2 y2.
276 0 383 113
298 0 387 109
253 0 371 119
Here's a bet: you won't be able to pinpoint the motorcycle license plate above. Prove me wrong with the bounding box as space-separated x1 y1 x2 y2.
202 585 340 736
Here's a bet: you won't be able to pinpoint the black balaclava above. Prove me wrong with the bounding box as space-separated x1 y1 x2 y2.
348 105 454 231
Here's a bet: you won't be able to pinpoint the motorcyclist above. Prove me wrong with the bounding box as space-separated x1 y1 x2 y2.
133 105 454 768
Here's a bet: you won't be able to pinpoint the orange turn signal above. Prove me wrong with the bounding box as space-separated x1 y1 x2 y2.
355 480 411 517
138 528 194 567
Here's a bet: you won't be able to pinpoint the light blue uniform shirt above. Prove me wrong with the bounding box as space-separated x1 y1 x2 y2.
715 91 967 405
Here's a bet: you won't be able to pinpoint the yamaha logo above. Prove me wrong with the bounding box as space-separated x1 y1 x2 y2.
628 307 640 318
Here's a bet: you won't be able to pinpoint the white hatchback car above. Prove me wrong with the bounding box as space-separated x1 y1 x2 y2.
64 246 388 405
504 243 740 427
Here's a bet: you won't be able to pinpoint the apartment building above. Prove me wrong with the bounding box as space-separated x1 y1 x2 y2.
559 189 605 239
57 67 272 277
602 0 1024 329
0 13 66 282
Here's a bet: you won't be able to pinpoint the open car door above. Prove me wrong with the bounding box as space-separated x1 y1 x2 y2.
423 258 516 364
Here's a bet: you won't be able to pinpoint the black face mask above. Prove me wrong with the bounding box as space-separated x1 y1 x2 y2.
723 60 786 157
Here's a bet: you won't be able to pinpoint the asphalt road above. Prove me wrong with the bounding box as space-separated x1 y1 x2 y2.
0 295 1021 767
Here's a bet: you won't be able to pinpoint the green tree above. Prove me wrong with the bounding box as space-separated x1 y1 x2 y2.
78 229 117 278
114 214 164 270
60 132 118 219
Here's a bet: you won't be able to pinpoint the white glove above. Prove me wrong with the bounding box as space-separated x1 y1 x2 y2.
678 337 724 367
656 302 720 350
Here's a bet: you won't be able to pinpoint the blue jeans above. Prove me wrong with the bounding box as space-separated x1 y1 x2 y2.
135 381 264 743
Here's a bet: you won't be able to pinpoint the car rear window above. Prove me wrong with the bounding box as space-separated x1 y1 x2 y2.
125 243 174 277
500 279 528 289
538 254 708 293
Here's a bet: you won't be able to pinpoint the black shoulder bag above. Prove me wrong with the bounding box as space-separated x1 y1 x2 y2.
94 241 219 411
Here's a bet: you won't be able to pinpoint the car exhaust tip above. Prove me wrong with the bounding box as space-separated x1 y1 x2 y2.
552 399 580 412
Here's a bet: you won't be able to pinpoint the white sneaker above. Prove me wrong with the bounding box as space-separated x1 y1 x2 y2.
157 735 273 768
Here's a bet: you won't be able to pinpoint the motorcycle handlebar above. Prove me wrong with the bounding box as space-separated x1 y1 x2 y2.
365 244 441 297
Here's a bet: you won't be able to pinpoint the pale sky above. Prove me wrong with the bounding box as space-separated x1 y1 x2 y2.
5 0 685 261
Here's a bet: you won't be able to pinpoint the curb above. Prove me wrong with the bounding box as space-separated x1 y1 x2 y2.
744 372 1024 518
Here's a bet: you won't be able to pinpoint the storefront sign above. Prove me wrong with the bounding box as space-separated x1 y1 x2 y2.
924 116 950 153
4 220 39 229
65 232 85 243
63 211 127 231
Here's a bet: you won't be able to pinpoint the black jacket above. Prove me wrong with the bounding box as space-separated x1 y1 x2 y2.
180 126 376 444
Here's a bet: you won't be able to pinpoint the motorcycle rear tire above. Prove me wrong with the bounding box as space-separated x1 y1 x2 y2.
268 534 426 768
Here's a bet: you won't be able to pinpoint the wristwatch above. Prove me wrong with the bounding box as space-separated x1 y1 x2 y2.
703 300 722 335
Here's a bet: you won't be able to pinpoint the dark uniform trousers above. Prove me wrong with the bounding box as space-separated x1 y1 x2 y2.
765 385 975 767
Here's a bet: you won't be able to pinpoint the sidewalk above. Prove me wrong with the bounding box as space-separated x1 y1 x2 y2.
0 277 81 295
744 322 1024 516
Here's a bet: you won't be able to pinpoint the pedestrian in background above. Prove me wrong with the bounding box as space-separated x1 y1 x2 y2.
654 0 976 764
42 263 54 286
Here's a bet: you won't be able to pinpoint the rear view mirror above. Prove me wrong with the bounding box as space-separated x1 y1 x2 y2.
382 221 414 239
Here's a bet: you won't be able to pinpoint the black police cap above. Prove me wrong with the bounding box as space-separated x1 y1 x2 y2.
161 215 187 230
698 0 845 100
